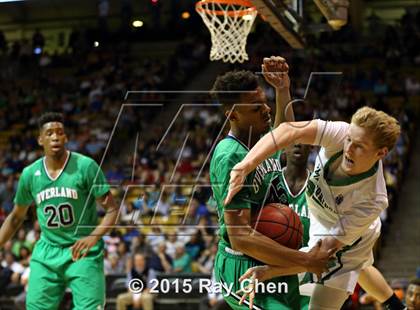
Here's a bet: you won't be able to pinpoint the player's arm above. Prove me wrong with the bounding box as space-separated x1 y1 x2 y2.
261 57 294 127
319 237 343 253
71 191 119 260
225 208 332 276
159 255 172 273
0 205 30 247
173 255 191 272
274 85 294 127
242 120 319 172
157 247 173 273
93 191 119 236
225 120 318 204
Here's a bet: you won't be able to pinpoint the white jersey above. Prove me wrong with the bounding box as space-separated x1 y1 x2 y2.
305 120 387 293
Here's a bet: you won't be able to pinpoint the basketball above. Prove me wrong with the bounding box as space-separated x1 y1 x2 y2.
251 203 303 249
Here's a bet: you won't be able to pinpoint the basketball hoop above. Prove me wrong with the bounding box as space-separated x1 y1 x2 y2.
196 0 258 64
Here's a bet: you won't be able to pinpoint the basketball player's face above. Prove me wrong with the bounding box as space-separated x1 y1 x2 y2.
38 122 68 158
285 144 310 166
234 87 272 135
406 284 420 310
341 124 387 175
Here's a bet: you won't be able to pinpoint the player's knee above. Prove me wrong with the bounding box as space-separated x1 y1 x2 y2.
309 284 349 310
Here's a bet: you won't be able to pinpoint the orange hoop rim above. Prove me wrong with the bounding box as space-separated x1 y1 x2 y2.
196 0 257 17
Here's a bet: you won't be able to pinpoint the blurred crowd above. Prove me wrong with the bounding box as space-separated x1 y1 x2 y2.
1 8 420 310
0 25 208 208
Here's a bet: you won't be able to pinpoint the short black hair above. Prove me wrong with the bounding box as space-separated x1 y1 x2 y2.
38 112 64 130
211 70 259 111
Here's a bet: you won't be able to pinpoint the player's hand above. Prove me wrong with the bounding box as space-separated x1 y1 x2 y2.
262 56 290 90
71 235 100 261
224 161 250 205
305 239 336 279
236 265 274 309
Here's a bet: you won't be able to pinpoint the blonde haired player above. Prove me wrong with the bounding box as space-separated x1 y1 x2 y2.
225 107 405 310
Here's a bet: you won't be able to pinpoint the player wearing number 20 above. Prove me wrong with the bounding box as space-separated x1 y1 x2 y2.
0 112 119 310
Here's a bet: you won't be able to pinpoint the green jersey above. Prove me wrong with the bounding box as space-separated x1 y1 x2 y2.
14 151 110 248
211 135 301 310
276 168 311 247
210 135 283 247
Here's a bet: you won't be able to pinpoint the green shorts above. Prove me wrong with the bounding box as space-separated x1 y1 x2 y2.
300 296 310 310
214 243 301 310
26 238 105 310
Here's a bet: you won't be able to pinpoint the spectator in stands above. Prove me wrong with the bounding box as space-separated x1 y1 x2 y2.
105 252 125 275
176 226 196 244
25 220 40 245
117 242 130 270
138 191 158 216
184 198 205 226
131 234 153 256
2 251 23 275
406 278 420 310
0 262 13 295
155 192 171 217
147 241 172 273
12 228 32 257
18 246 30 267
164 232 180 259
122 227 141 244
405 75 420 95
14 264 30 309
32 28 45 50
116 252 156 310
185 230 205 261
0 207 5 225
199 273 229 310
104 229 121 254
1 251 24 288
197 217 215 244
146 226 165 249
125 199 142 223
360 278 407 309
196 242 217 274
170 187 187 206
106 164 125 183
0 30 6 54
0 176 15 213
173 243 191 273
97 0 110 36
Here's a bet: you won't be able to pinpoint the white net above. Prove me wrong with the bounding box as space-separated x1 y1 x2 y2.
196 0 257 64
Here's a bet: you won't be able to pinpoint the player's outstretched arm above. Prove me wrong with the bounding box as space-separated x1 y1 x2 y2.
261 56 294 127
0 205 29 248
225 120 318 205
319 236 343 253
71 191 119 260
225 208 333 275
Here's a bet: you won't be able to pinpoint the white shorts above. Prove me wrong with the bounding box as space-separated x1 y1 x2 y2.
307 214 381 293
